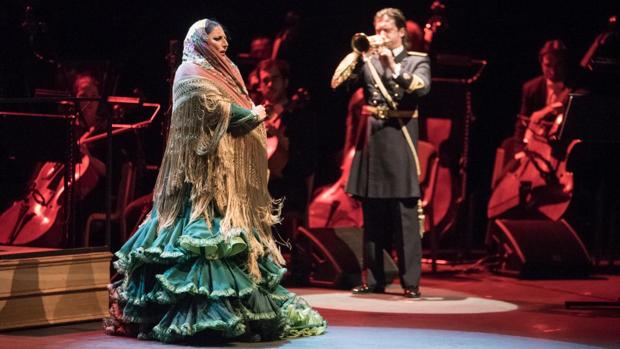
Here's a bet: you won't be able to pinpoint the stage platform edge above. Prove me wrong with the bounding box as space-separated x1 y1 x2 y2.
0 246 112 331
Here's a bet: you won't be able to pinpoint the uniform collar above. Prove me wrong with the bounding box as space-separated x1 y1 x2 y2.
392 46 408 63
392 46 404 57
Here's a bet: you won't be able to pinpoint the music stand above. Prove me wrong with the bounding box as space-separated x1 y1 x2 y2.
558 92 620 143
558 92 620 309
0 112 74 162
422 55 488 272
1 96 161 250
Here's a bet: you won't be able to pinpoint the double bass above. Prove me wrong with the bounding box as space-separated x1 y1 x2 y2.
307 88 364 228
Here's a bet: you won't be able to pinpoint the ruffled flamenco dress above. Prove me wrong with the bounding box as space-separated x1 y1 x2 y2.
104 204 327 343
103 19 326 344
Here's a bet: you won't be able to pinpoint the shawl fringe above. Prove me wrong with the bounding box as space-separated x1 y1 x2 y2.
153 77 284 279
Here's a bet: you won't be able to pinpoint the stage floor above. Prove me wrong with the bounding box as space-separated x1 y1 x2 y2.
1 265 619 349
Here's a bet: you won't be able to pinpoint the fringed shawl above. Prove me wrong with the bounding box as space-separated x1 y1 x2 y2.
153 19 284 279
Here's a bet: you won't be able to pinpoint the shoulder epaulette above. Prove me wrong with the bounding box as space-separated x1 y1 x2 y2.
407 51 428 57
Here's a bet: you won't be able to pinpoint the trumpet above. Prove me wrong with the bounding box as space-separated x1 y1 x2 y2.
351 32 386 54
331 33 386 89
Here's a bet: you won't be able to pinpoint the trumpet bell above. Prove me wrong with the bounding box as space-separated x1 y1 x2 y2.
351 33 385 53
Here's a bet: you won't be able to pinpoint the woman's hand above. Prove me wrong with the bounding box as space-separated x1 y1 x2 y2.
251 104 267 122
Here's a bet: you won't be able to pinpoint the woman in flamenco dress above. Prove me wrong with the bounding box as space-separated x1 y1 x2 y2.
103 18 327 343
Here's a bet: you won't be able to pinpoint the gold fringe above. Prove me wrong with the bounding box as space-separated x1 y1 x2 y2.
153 77 284 279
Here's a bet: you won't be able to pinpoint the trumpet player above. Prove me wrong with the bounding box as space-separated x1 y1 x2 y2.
331 8 431 298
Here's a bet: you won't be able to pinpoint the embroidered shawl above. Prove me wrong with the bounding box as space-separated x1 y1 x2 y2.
153 19 283 278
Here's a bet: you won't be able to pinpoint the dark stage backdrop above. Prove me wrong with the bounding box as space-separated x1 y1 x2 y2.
1 0 618 247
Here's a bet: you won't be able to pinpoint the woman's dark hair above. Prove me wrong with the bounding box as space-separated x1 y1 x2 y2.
203 18 231 44
204 19 221 35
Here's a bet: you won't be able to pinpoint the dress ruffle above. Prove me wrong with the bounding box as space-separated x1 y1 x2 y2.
107 207 326 343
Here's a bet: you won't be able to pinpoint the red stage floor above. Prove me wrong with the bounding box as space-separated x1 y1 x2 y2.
1 264 619 348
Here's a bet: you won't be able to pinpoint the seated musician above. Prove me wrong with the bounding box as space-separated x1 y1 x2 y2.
67 73 108 243
72 72 133 247
255 58 317 257
499 40 573 169
73 73 107 179
490 40 577 220
518 39 572 143
244 36 273 102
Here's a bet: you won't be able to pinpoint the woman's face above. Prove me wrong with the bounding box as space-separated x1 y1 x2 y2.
207 25 228 57
75 77 100 127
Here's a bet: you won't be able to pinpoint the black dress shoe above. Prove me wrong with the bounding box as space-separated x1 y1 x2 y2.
352 284 385 294
403 286 421 298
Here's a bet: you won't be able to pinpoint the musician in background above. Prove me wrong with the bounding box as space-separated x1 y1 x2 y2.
517 39 572 141
251 36 273 61
332 8 431 298
68 73 109 244
406 19 430 52
73 74 107 178
489 40 578 220
72 72 134 247
244 36 273 101
256 59 317 257
497 40 573 173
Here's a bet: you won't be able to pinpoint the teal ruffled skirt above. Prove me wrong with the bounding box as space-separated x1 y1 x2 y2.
105 205 327 343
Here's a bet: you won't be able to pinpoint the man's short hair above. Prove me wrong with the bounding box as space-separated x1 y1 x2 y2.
374 8 408 47
539 39 568 62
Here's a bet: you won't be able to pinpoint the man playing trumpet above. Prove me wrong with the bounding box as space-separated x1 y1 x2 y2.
331 8 431 298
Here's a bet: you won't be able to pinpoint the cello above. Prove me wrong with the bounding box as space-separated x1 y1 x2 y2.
0 128 101 247
488 106 577 221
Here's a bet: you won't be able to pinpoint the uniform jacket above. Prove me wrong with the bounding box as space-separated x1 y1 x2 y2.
343 49 431 198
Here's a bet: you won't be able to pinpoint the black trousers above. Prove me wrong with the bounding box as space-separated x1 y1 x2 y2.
362 197 422 288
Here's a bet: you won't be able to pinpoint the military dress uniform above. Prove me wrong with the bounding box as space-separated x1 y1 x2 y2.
333 47 431 295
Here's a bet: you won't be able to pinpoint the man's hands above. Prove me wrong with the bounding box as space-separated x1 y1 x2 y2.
530 101 564 123
377 46 397 74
